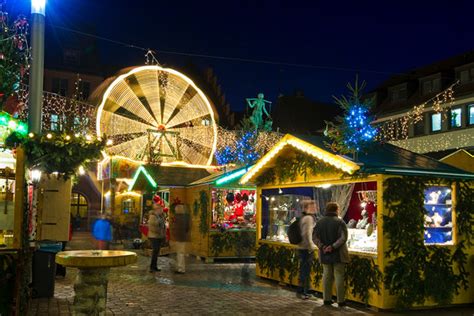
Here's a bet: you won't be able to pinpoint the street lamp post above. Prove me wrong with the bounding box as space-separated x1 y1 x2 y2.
28 0 46 134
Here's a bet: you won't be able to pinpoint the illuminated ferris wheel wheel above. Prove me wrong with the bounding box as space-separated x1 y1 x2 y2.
96 65 218 165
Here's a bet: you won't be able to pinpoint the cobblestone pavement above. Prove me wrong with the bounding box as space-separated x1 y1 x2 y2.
29 233 474 316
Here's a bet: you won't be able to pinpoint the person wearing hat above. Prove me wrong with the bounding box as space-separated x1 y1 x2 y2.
148 201 166 272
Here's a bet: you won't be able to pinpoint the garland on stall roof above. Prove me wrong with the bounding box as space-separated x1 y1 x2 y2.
255 152 338 186
383 177 472 308
5 131 105 179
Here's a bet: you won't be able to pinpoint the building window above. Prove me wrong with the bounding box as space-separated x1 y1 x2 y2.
390 85 407 102
422 78 441 95
414 118 425 136
460 70 470 84
431 113 442 132
78 81 91 100
71 192 88 217
201 118 210 126
469 104 474 125
50 114 59 131
450 108 462 128
52 78 68 96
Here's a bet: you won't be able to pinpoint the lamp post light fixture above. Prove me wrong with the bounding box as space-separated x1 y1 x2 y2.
28 0 46 134
31 0 46 15
31 169 42 184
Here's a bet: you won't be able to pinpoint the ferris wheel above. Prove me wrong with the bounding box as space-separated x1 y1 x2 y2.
96 65 218 165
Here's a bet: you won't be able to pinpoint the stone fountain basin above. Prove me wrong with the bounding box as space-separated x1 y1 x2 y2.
55 250 137 268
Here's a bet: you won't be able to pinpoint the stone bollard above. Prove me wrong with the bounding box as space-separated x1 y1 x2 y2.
73 268 110 316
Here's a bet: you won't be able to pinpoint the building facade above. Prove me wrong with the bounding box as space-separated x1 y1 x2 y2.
370 51 474 155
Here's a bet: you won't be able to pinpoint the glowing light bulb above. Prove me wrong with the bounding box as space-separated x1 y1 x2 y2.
46 133 52 139
28 132 34 138
65 135 71 141
106 139 113 146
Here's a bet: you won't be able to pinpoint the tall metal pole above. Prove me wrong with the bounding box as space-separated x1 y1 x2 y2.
28 1 46 134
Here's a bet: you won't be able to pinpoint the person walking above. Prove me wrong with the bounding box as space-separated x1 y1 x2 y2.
92 214 113 250
314 202 349 307
298 200 317 300
148 201 166 272
171 204 190 274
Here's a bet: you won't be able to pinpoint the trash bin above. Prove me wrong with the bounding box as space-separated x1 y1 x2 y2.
32 241 63 298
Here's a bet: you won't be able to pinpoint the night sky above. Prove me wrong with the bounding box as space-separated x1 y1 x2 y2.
7 0 474 111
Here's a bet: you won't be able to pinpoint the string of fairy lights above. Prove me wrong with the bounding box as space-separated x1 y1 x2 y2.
376 82 458 142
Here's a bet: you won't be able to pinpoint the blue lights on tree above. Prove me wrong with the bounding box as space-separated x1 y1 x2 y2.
325 77 378 154
214 131 260 166
215 146 235 165
344 105 378 151
236 131 259 165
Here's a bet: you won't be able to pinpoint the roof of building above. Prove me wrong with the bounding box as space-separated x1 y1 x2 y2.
189 166 254 187
130 165 212 191
241 134 474 184
372 50 474 116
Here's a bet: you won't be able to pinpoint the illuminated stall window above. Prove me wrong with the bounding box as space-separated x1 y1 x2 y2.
261 182 378 255
211 188 256 230
423 186 453 245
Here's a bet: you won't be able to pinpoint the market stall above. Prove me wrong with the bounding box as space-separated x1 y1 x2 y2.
128 163 213 254
186 167 257 262
0 113 27 314
240 134 474 309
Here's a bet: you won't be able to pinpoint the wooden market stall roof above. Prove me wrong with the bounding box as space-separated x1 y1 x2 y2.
440 149 474 173
241 134 474 184
129 165 213 191
189 166 254 188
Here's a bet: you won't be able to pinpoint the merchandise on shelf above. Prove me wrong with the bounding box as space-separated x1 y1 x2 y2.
211 188 256 231
423 185 453 245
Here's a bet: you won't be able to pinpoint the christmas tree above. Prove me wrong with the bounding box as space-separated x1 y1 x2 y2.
325 77 377 155
0 3 29 111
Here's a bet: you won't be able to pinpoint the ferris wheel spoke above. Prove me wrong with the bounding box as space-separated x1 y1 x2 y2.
125 74 159 124
166 93 212 128
162 75 191 124
103 98 155 127
101 111 154 136
108 132 147 145
164 85 197 126
180 139 211 165
171 126 215 149
107 135 149 160
106 79 156 125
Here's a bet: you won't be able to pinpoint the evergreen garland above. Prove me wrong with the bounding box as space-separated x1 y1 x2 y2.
383 177 472 308
198 190 209 235
209 230 256 257
255 152 338 186
5 131 105 179
256 243 379 302
345 256 382 304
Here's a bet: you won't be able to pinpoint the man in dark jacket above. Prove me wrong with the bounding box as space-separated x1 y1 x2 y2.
314 202 349 307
